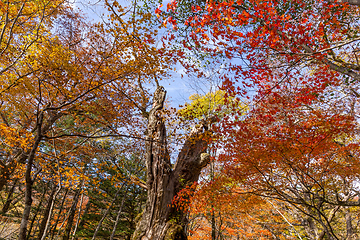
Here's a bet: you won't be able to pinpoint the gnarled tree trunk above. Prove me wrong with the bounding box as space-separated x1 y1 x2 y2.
132 86 212 240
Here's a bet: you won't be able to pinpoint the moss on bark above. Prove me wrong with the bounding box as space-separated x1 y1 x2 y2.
164 224 186 240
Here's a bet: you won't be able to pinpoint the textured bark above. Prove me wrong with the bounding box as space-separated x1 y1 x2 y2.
50 188 69 240
76 199 90 232
63 186 81 240
110 193 127 240
39 186 61 240
26 185 48 240
18 113 44 240
1 179 18 214
37 184 57 240
71 186 85 240
345 209 354 240
132 86 213 240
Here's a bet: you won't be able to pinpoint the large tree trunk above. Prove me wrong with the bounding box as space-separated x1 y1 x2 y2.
132 86 212 240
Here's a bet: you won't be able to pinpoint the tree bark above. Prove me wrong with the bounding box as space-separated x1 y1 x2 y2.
91 184 123 240
1 179 18 214
110 193 127 240
71 185 85 240
76 199 91 233
26 184 48 240
63 185 81 240
132 86 213 240
345 209 354 240
18 112 44 240
50 188 69 240
37 184 57 240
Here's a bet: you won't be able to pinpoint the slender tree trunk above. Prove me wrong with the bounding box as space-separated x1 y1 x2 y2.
91 184 123 240
345 209 354 240
110 192 127 240
210 158 216 240
50 188 69 240
76 200 90 232
55 198 74 239
37 184 57 240
211 209 216 240
63 185 82 240
39 185 61 240
26 184 48 240
18 113 44 240
1 179 19 214
132 86 213 240
71 186 85 240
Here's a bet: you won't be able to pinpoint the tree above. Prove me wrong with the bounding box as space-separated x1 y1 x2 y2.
161 0 360 104
165 90 245 240
0 0 67 89
0 0 69 194
9 0 360 238
131 85 215 239
185 188 294 240
219 88 360 239
154 0 360 238
0 0 222 239
0 1 177 239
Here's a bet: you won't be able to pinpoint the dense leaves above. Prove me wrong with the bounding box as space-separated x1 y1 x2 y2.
0 0 175 239
2 0 360 239
161 0 360 238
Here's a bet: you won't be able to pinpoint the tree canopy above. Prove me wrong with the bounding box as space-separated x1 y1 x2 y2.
1 0 360 239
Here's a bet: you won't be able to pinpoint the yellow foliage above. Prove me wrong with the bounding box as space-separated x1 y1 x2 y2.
178 90 246 120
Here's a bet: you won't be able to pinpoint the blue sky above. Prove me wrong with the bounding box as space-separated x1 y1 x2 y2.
72 0 247 110
73 0 200 108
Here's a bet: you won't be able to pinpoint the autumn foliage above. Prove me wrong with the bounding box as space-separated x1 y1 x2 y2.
0 0 175 239
1 0 360 239
158 0 360 238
